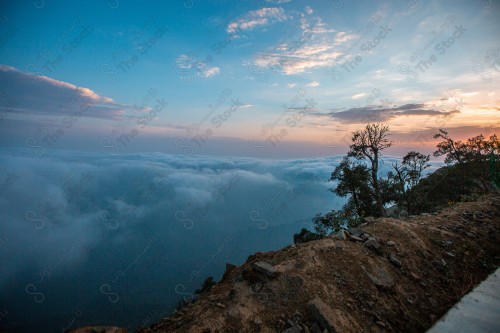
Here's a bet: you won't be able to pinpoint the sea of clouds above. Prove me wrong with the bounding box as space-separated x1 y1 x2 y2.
0 148 348 332
0 148 441 332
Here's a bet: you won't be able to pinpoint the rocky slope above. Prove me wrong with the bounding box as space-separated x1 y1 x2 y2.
132 192 500 333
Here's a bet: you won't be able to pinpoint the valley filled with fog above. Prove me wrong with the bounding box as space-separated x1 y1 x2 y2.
1 148 349 332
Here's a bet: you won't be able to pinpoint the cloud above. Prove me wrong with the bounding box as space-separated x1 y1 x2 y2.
0 148 340 292
0 65 130 119
334 31 358 44
0 149 351 332
255 42 343 75
287 82 296 88
320 103 461 123
305 6 314 15
202 66 220 78
460 91 479 97
175 55 221 78
252 14 354 75
351 93 366 100
227 7 288 34
306 81 320 87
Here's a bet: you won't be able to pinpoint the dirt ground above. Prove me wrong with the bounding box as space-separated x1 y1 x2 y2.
136 192 500 333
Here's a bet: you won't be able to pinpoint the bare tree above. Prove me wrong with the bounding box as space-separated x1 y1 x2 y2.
348 123 392 217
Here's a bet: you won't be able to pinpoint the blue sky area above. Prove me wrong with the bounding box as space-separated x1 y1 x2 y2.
0 0 498 157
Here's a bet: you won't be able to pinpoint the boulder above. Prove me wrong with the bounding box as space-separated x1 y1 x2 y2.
347 227 363 237
307 298 338 332
398 209 409 218
385 205 398 218
389 254 402 268
366 266 394 289
385 205 408 219
336 229 348 240
253 261 277 277
364 239 382 254
360 233 370 241
348 234 363 242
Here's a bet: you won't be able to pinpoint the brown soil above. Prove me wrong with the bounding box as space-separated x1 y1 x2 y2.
136 192 500 333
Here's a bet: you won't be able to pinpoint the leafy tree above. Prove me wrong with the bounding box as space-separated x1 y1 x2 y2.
348 123 392 217
379 178 399 207
313 155 379 236
409 165 477 212
389 151 430 214
312 209 362 236
434 130 498 162
311 123 393 238
407 130 499 212
402 151 431 188
329 156 373 216
433 130 499 191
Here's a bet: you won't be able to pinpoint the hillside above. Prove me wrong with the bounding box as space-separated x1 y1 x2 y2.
130 192 499 333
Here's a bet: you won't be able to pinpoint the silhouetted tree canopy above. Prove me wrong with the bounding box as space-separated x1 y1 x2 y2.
294 125 499 243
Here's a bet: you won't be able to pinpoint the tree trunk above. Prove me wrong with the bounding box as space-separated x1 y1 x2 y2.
352 190 361 216
372 152 385 217
372 172 385 217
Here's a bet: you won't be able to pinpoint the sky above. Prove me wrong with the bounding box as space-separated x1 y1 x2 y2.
0 1 498 331
0 0 498 158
